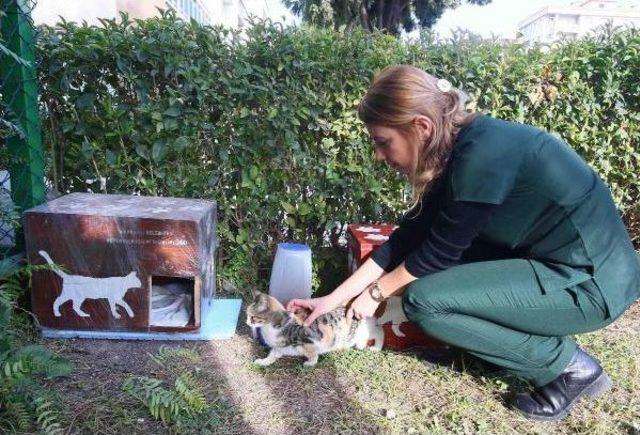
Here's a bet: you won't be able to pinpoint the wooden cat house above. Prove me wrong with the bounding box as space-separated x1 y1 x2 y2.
24 193 240 340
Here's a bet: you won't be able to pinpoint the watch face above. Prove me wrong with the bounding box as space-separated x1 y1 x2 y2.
371 284 383 300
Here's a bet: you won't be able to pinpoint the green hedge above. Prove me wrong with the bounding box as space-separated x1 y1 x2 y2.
36 12 640 293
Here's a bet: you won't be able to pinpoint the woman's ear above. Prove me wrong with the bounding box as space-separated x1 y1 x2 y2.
413 115 433 142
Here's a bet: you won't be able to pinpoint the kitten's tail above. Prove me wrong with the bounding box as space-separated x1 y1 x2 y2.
38 250 67 278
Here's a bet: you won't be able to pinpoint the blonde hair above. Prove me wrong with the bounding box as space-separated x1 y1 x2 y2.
357 65 477 210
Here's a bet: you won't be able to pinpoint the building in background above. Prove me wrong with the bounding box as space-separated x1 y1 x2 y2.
518 0 640 44
206 0 296 29
33 0 212 26
167 0 212 24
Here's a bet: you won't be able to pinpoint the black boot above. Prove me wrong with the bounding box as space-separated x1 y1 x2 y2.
513 347 612 421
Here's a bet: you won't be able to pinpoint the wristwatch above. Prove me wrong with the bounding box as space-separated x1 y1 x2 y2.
368 280 386 303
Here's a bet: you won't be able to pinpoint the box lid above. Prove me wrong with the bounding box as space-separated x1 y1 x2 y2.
347 223 397 247
24 193 216 221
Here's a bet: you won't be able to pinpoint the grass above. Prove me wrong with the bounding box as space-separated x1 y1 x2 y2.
32 300 639 434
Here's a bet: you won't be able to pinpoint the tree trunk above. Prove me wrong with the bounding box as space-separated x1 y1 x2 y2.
376 0 385 30
360 1 373 31
381 0 410 34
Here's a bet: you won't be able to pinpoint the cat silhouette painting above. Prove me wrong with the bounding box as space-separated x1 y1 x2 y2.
38 250 141 319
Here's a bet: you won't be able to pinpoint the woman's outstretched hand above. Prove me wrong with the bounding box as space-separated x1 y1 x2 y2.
346 288 381 320
286 295 339 327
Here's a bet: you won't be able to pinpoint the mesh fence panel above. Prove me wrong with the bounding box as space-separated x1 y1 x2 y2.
0 0 45 257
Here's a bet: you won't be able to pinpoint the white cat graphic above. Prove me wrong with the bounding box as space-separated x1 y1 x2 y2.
376 296 408 337
39 250 141 319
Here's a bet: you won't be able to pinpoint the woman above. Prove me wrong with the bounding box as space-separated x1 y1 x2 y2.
287 65 640 421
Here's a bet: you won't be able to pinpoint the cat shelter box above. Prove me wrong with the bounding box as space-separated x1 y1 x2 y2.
24 192 241 340
346 224 397 274
347 223 448 352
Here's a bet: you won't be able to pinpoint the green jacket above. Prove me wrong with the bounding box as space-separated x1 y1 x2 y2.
449 115 640 318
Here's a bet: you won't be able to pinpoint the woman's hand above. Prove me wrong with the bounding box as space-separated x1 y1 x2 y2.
346 288 381 320
286 295 340 327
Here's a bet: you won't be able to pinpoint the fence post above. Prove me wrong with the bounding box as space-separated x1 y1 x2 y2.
1 0 45 255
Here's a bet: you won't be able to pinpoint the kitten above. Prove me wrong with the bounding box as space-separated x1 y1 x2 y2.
39 250 141 319
246 290 384 367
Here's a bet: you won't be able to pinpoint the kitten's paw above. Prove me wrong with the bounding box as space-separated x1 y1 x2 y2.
253 358 273 366
303 360 317 367
391 324 406 337
113 313 121 319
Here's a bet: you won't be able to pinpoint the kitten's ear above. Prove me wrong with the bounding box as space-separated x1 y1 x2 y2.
250 289 263 299
267 295 285 311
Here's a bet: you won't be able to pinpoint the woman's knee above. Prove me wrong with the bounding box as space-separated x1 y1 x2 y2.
402 281 442 322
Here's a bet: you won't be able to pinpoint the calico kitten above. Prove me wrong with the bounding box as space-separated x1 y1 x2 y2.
246 290 383 367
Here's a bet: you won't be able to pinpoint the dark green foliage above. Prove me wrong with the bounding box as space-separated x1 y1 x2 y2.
0 9 28 145
0 258 73 434
36 13 640 292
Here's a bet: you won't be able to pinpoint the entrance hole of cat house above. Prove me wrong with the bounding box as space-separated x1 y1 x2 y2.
149 276 200 331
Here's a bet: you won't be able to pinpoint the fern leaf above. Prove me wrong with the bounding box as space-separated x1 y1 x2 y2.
2 359 25 379
34 396 63 435
2 399 31 431
122 375 207 425
174 373 207 413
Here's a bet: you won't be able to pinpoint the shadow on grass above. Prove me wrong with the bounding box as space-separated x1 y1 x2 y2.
198 306 384 434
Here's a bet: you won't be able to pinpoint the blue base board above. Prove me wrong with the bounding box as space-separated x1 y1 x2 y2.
41 298 242 341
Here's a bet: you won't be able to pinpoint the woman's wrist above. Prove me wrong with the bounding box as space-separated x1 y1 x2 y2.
326 289 349 308
330 260 385 305
377 262 417 298
365 280 387 303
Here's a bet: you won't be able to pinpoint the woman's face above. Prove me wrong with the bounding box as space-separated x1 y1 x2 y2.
367 124 418 175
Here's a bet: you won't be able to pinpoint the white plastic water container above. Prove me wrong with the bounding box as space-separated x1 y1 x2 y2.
268 243 312 305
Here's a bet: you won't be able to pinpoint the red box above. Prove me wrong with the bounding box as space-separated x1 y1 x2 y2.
346 223 397 273
347 223 448 352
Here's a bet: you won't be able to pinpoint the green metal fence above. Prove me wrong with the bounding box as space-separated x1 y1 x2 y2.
0 0 45 257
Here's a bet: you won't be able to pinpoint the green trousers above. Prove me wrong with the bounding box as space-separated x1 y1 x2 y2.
402 259 612 386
